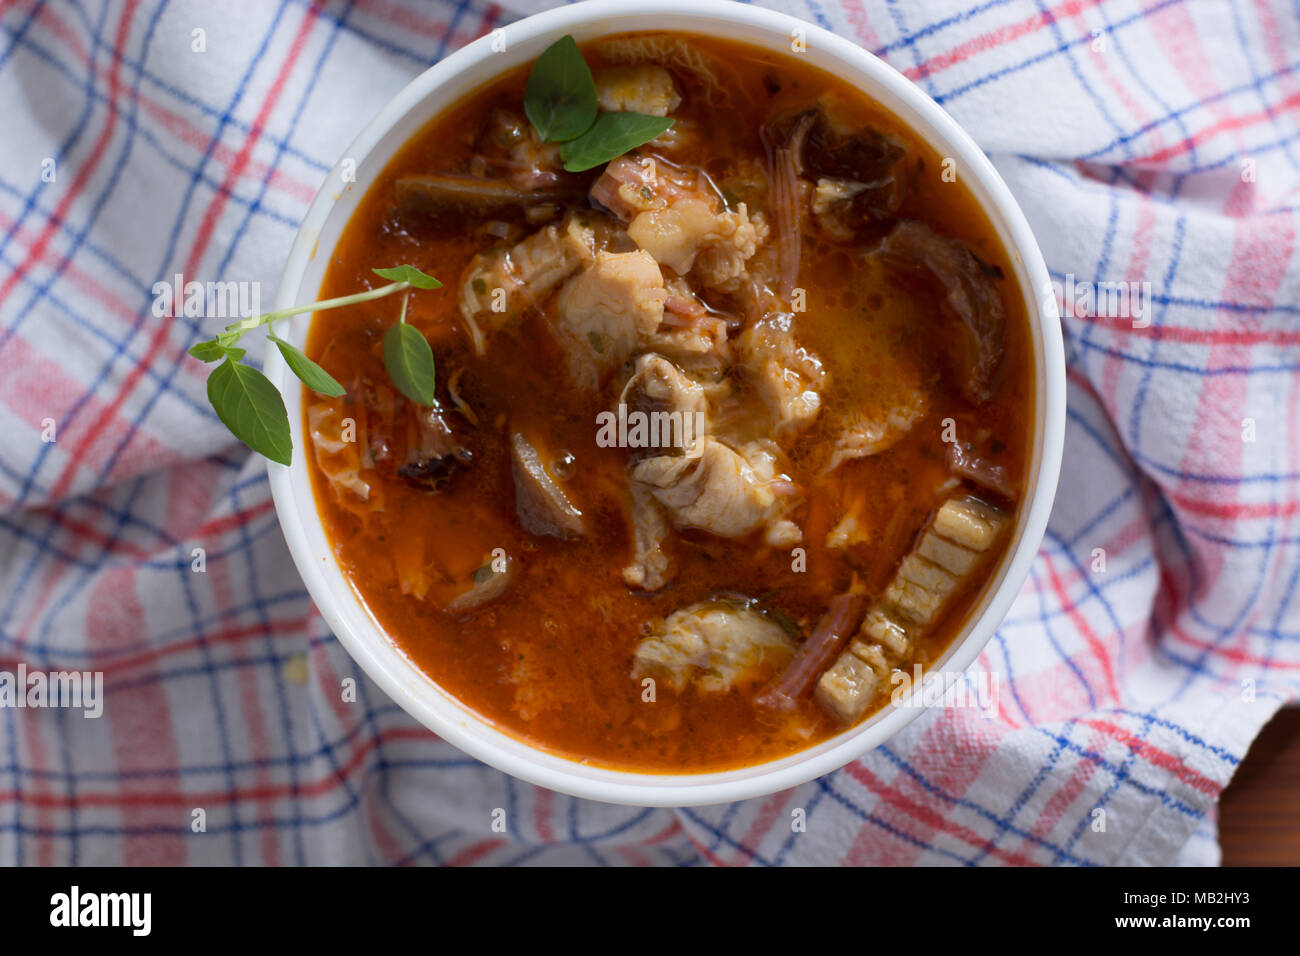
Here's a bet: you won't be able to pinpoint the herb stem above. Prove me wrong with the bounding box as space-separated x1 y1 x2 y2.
224 280 411 334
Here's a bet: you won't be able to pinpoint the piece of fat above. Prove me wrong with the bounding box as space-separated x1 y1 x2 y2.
931 496 1005 553
916 530 981 577
883 554 956 625
860 607 910 659
814 651 881 724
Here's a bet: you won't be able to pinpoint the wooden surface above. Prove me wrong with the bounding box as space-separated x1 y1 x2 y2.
1218 706 1300 866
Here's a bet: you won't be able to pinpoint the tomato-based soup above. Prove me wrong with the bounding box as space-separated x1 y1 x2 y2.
304 33 1033 771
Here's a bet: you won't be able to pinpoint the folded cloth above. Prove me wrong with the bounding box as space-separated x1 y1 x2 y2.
0 0 1295 865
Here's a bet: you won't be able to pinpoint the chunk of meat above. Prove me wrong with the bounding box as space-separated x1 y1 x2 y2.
622 483 675 591
824 386 927 473
631 437 792 538
589 156 662 221
616 353 708 458
947 441 1016 499
550 250 667 387
643 317 732 374
875 220 1006 403
633 599 795 693
510 431 584 539
627 195 768 289
595 65 682 117
458 215 596 353
738 311 826 439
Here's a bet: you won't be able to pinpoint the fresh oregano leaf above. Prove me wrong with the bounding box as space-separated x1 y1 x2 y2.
372 264 443 290
559 112 675 172
382 322 436 406
207 358 293 466
268 332 345 397
524 35 598 143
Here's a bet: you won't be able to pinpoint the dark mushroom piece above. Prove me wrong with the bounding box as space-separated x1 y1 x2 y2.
510 431 585 539
397 399 472 491
395 173 583 229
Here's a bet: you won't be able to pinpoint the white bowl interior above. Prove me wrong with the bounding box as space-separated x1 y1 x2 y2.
265 0 1065 806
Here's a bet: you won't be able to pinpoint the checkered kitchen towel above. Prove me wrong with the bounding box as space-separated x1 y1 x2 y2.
1 0 1297 866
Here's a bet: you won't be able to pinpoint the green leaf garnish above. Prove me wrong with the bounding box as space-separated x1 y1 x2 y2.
383 322 436 407
207 358 293 466
189 340 241 363
268 332 345 397
372 265 442 290
195 262 443 461
524 35 598 143
559 113 675 172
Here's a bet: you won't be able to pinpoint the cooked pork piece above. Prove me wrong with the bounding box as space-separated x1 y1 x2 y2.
947 441 1016 499
825 387 927 473
631 437 793 538
737 311 826 438
510 431 585 539
458 215 596 352
633 599 796 692
815 495 1008 723
551 250 667 385
874 220 1006 403
595 64 682 117
617 353 708 458
622 483 675 591
627 189 768 291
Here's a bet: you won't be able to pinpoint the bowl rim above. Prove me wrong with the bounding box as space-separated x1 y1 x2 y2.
265 0 1065 807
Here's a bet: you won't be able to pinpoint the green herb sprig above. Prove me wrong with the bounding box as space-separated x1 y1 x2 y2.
189 265 442 465
524 35 674 172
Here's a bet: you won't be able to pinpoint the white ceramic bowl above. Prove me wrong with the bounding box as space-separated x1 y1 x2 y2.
266 0 1065 806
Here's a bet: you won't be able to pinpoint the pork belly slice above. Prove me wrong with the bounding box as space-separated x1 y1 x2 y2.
815 495 1008 724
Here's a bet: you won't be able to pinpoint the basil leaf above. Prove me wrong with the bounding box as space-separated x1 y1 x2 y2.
207 358 292 465
372 264 442 290
189 340 229 363
269 333 345 397
559 113 675 172
524 35 597 142
383 322 436 406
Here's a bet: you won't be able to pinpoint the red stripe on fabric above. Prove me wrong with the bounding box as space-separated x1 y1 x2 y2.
1078 719 1221 795
533 786 554 842
1040 552 1122 705
904 0 1097 82
1132 90 1300 166
728 788 794 865
840 0 883 49
446 838 506 867
844 760 1041 866
90 565 186 864
203 530 279 865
